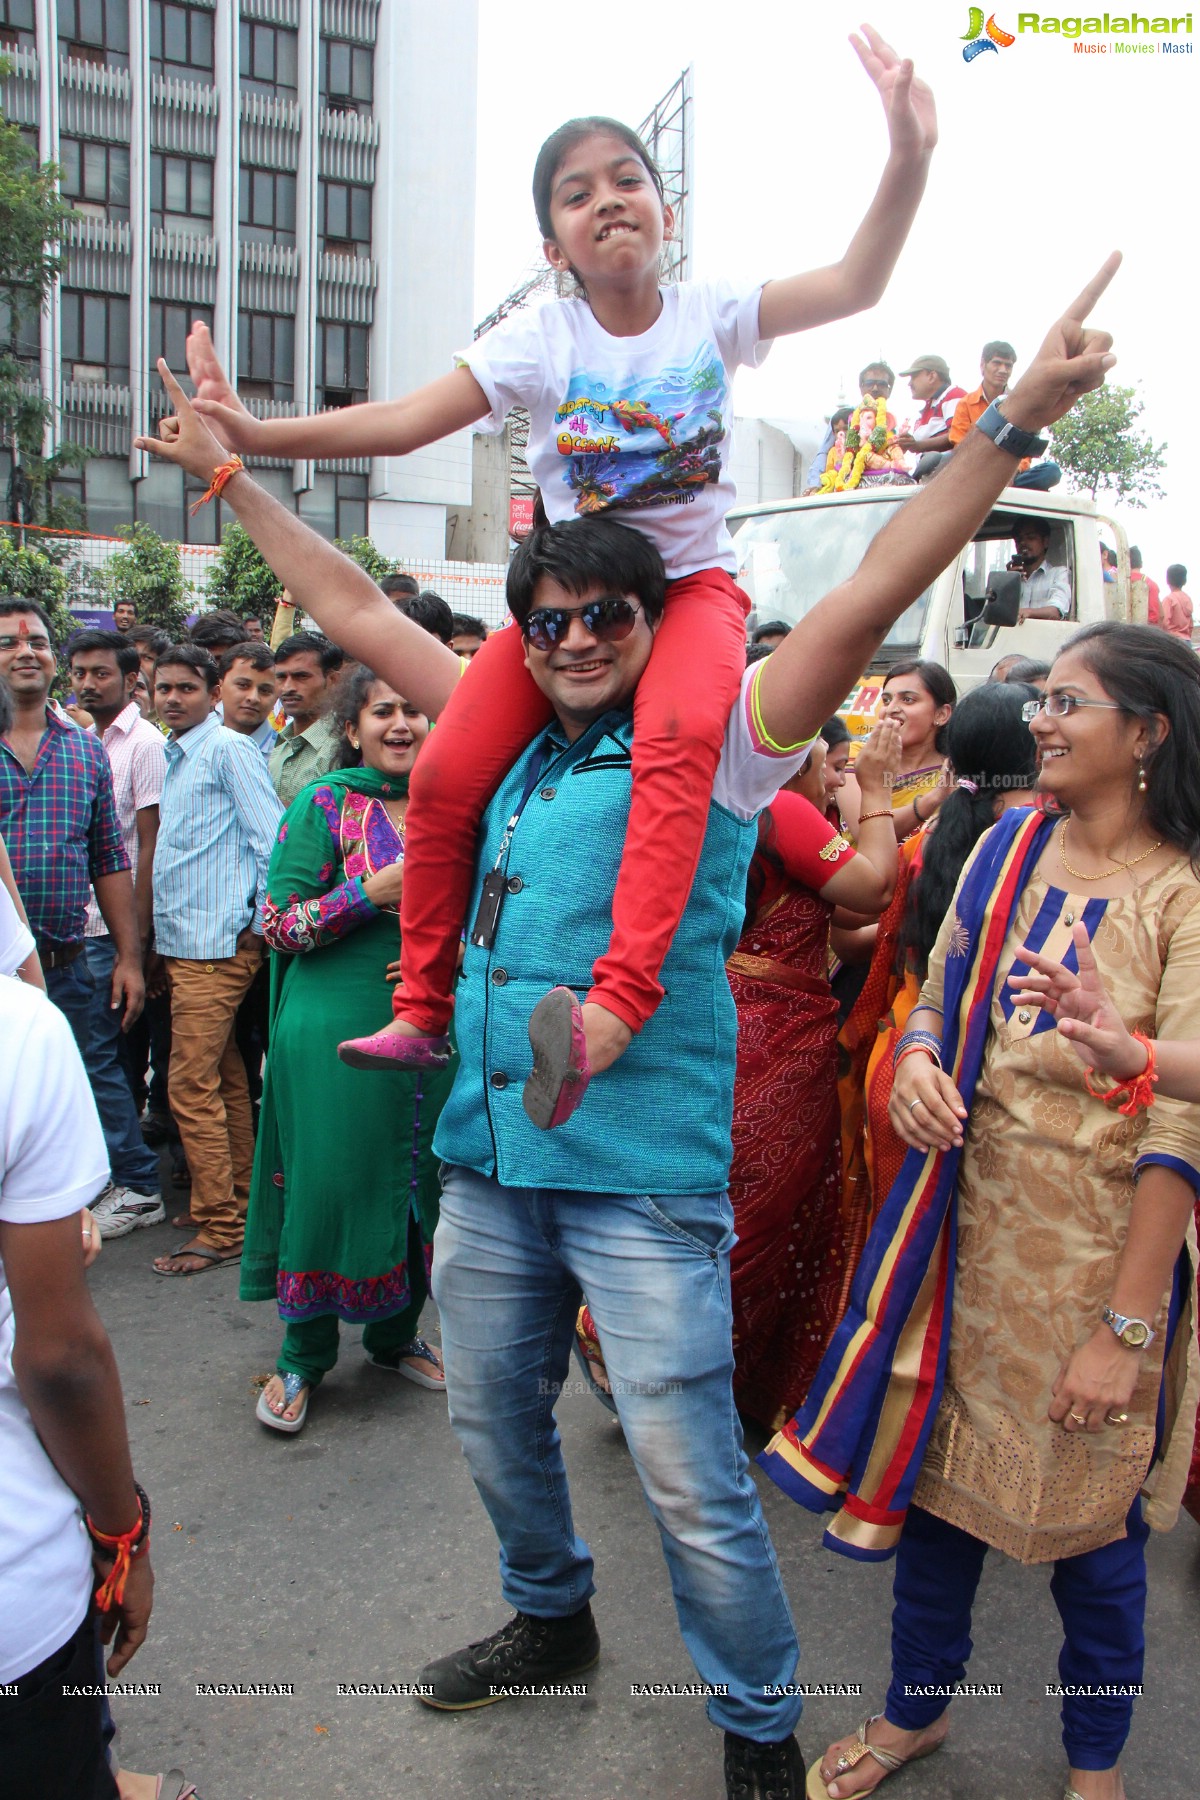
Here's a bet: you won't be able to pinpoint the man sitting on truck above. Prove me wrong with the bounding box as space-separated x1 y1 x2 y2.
894 354 967 477
946 341 1063 492
1008 518 1073 622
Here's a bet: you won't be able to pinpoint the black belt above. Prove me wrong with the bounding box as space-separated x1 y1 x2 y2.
36 940 84 970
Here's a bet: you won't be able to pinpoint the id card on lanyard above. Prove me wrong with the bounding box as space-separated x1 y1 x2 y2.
469 740 554 951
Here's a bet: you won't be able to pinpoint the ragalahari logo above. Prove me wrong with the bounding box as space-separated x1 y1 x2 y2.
962 8 1017 59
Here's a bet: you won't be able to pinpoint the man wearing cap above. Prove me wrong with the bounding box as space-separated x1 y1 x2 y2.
894 355 966 478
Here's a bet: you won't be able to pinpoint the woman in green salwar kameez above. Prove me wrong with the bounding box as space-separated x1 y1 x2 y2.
241 667 454 1431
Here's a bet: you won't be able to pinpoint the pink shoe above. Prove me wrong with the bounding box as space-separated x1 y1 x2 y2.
523 987 592 1130
337 1028 451 1071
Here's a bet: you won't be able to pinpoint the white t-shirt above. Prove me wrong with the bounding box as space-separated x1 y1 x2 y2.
0 980 109 1682
0 880 34 978
459 280 771 579
714 660 817 819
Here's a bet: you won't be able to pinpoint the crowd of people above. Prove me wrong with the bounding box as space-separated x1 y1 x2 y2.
0 27 1196 1800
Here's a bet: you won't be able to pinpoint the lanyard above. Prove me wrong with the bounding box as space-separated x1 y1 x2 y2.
492 738 555 872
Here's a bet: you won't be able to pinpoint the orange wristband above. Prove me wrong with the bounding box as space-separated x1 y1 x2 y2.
190 455 245 515
859 808 892 824
1084 1032 1157 1116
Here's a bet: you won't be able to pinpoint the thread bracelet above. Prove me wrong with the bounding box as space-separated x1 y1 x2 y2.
859 808 892 824
87 1482 151 1611
190 455 245 515
1084 1033 1158 1116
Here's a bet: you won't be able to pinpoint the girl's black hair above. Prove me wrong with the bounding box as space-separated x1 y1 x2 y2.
821 715 851 750
1061 621 1200 872
883 658 958 754
532 116 664 241
900 682 1039 978
332 664 383 769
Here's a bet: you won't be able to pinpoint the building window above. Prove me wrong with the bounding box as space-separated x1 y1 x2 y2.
320 180 371 254
61 290 130 384
149 301 212 378
150 1 215 84
0 0 37 52
298 471 369 544
317 321 368 410
150 153 213 233
58 0 129 68
237 310 294 404
238 166 297 246
60 137 131 221
239 20 298 98
0 297 39 363
319 37 373 111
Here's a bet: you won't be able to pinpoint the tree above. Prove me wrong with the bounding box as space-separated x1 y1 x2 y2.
0 535 75 644
335 533 398 583
89 523 191 639
0 70 82 525
1048 384 1167 510
205 519 281 627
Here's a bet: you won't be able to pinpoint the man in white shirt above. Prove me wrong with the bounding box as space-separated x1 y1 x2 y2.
1009 518 1073 622
0 978 153 1798
894 354 968 477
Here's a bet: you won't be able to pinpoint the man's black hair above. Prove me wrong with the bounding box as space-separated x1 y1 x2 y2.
155 642 221 690
506 517 667 627
67 629 140 680
219 641 276 676
127 623 171 655
0 596 53 634
379 572 420 601
982 340 1017 364
745 642 774 666
1167 564 1187 589
400 590 454 644
191 607 253 653
451 612 489 640
1129 545 1144 571
112 597 138 617
857 362 895 390
752 620 790 644
274 630 344 674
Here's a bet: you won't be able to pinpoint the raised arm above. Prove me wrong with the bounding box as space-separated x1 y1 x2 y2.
754 254 1121 751
136 362 461 718
758 27 936 339
185 321 489 459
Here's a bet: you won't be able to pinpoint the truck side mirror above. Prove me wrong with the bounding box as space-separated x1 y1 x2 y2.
980 571 1022 628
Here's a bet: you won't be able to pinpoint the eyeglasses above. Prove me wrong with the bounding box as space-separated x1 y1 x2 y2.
1021 694 1127 723
0 633 51 652
522 595 642 653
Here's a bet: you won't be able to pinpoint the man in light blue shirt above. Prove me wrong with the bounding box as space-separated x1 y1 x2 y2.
150 643 282 1277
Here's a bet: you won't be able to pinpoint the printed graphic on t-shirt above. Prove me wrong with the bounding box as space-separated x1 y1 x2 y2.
553 341 729 517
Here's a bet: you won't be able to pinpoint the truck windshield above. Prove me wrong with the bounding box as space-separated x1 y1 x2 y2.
732 502 931 653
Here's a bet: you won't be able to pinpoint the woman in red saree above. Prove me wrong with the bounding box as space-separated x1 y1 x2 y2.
729 722 900 1429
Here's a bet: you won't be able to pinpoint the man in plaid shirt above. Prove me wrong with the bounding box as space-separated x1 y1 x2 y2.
0 600 143 1050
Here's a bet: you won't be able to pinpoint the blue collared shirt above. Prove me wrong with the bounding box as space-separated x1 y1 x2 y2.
153 712 283 959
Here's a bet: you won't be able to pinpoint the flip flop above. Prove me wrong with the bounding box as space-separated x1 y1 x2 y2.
152 1241 243 1277
369 1337 445 1389
156 1773 200 1800
523 988 592 1130
256 1372 309 1434
337 1028 450 1071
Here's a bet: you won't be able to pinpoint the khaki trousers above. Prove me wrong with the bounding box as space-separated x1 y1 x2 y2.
165 943 261 1250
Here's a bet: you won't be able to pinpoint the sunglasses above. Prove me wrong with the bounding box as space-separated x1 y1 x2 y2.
522 594 642 653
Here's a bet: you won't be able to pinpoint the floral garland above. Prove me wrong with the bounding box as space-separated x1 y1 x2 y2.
818 391 899 493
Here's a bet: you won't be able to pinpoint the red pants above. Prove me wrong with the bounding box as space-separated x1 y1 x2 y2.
393 566 750 1036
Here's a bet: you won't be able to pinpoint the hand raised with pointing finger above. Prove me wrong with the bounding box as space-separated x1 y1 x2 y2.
1000 251 1122 434
134 359 243 486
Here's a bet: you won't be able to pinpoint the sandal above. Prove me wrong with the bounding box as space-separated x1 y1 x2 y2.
156 1774 200 1800
807 1715 944 1798
369 1337 445 1389
523 987 591 1130
256 1372 309 1434
152 1241 243 1277
337 1028 450 1072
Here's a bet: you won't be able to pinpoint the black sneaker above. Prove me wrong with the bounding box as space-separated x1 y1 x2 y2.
724 1730 804 1800
418 1604 600 1710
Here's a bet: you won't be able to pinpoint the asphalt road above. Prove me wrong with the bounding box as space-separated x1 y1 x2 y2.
91 1188 1200 1800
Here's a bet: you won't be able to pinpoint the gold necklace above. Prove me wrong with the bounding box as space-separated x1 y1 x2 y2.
1057 818 1163 882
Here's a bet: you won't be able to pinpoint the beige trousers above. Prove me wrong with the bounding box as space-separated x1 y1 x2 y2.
165 942 261 1250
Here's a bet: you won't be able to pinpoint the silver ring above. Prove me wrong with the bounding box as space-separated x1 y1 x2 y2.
1105 1411 1129 1426
1069 1412 1087 1424
908 1097 923 1114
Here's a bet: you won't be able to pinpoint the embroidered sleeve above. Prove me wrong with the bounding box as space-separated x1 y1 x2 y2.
263 784 379 954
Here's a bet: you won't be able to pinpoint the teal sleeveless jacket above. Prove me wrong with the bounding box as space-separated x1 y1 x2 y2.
432 710 756 1194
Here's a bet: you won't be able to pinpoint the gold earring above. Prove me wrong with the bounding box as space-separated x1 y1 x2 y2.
1137 764 1147 793
349 737 360 750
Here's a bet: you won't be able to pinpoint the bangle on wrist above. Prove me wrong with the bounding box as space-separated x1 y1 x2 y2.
895 1027 944 1071
911 793 926 823
859 807 892 824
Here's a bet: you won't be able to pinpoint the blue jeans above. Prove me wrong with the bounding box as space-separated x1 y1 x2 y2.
82 937 160 1194
885 1501 1148 1769
1012 459 1062 491
432 1165 802 1741
45 953 94 1056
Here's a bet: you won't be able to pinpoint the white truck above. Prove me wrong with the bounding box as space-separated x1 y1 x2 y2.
730 484 1138 728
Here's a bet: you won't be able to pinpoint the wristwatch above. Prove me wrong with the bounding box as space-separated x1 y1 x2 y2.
1101 1305 1156 1351
975 399 1049 460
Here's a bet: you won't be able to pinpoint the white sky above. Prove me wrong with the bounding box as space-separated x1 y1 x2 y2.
474 1 1195 583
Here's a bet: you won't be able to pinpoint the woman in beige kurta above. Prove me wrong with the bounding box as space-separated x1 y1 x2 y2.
814 623 1200 1800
